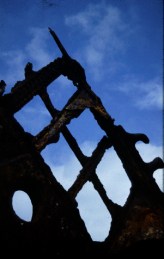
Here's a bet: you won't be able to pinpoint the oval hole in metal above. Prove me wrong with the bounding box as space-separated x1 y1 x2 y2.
12 190 33 222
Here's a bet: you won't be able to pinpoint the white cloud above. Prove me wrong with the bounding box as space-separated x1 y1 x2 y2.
77 182 111 241
135 80 163 110
118 77 163 110
49 152 82 190
96 147 131 206
65 2 130 81
26 27 52 68
0 50 26 89
0 27 53 90
65 3 103 34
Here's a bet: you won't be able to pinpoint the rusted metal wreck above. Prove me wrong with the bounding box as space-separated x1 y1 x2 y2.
0 28 163 257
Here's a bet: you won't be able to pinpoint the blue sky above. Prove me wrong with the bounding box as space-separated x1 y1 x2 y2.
0 0 163 241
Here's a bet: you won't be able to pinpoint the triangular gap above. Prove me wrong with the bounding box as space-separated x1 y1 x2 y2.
135 142 164 191
14 95 51 135
154 170 164 192
76 182 111 242
47 76 77 111
41 134 82 190
97 147 131 206
67 109 105 157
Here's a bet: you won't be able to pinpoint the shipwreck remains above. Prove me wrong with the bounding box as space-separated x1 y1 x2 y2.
0 28 163 257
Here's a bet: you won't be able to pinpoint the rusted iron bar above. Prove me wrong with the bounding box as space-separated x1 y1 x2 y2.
39 89 59 118
39 89 87 163
68 136 111 198
90 174 121 217
4 60 63 114
34 89 87 151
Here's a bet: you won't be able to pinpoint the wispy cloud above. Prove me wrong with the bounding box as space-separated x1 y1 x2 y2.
135 80 163 110
0 50 26 89
65 2 131 81
0 27 53 90
26 27 52 68
118 76 163 110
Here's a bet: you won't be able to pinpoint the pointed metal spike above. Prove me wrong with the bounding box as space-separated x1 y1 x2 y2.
48 27 70 58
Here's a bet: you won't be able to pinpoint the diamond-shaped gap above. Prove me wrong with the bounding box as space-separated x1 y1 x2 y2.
47 76 77 111
67 108 105 157
41 134 82 191
76 182 111 241
97 146 131 206
14 95 52 135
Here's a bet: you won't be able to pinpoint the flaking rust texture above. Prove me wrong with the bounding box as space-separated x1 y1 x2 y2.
0 29 163 257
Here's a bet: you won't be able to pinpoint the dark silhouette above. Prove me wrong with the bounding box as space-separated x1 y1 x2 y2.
0 28 163 258
0 80 6 96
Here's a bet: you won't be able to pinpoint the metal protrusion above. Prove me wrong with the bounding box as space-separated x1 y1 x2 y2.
48 27 70 58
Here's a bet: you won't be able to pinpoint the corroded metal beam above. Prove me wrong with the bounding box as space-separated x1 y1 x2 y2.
2 59 63 114
68 136 111 197
34 89 93 151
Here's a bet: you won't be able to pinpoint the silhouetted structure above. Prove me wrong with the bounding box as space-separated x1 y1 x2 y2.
0 29 163 258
